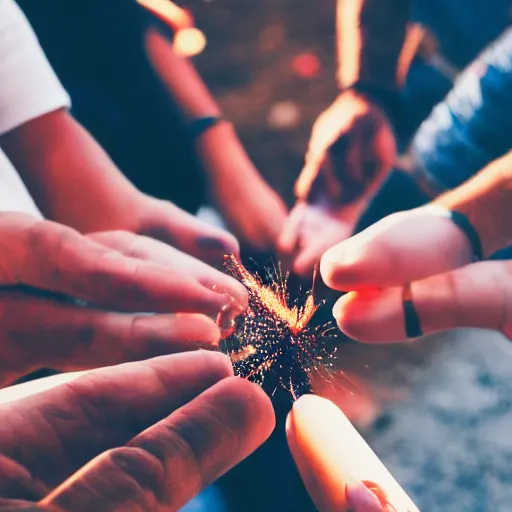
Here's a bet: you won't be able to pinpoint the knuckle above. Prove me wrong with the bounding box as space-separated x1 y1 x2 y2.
27 220 75 285
105 446 166 504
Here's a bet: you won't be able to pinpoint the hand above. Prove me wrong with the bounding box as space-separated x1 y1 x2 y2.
0 351 275 510
136 195 241 267
319 206 512 342
279 91 396 275
0 213 247 386
278 203 354 277
196 123 288 252
286 395 418 512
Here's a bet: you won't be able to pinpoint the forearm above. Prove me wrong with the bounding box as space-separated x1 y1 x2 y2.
336 0 411 89
144 27 221 122
0 109 144 233
433 151 512 257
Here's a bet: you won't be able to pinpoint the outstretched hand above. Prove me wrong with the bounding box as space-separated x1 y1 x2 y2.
279 90 396 276
0 351 275 511
0 213 247 386
320 206 512 342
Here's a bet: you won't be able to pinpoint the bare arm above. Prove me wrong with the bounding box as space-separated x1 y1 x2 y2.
336 0 411 90
433 150 512 257
0 109 144 233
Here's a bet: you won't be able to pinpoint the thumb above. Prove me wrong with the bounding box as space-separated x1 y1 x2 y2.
286 395 419 512
321 206 474 291
333 260 512 343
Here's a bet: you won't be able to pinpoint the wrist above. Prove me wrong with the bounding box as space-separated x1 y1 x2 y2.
188 115 229 141
344 82 403 128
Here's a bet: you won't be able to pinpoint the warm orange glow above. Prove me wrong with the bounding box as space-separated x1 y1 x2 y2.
173 28 207 57
225 254 319 336
136 0 193 30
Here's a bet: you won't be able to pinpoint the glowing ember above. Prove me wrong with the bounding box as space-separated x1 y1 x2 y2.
219 255 339 399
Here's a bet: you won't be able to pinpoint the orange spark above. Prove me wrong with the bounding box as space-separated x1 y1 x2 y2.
225 254 319 336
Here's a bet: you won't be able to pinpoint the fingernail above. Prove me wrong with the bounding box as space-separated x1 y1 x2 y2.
216 297 244 340
346 481 385 512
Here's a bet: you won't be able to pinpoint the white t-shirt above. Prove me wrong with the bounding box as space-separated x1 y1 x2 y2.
0 0 71 217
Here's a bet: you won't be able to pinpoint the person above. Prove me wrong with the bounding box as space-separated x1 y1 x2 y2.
1 0 239 267
0 0 248 384
16 0 288 254
320 148 512 343
279 0 512 276
0 351 276 510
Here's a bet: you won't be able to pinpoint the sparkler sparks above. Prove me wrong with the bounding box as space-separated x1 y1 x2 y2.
219 255 339 400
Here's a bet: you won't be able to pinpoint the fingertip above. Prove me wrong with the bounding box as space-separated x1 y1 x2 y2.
320 244 354 290
192 350 234 380
293 253 317 278
171 313 222 345
218 377 276 440
149 350 234 384
332 290 393 343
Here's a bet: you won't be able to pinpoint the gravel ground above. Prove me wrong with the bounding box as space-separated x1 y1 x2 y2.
186 2 512 510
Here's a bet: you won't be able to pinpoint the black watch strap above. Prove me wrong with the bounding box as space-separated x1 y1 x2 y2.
188 115 226 140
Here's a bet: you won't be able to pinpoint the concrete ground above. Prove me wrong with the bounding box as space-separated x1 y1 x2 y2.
364 329 512 512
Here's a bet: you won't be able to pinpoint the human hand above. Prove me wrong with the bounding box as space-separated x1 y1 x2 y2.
287 394 419 512
196 122 288 252
279 91 396 275
136 194 241 267
319 205 512 342
0 351 275 511
0 213 247 386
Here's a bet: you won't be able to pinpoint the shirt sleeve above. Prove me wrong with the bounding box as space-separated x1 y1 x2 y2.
0 0 71 135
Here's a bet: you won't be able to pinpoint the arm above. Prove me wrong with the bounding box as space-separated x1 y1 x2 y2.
336 0 411 91
0 109 143 233
144 26 288 250
433 150 512 258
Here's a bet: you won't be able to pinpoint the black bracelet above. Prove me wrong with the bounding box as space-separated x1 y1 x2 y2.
188 116 226 140
426 206 483 262
447 210 483 262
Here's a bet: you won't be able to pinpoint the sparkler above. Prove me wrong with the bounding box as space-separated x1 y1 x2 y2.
218 255 339 400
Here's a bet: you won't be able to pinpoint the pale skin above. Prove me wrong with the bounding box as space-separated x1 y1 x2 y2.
320 150 512 342
286 153 512 512
0 351 276 511
278 0 411 276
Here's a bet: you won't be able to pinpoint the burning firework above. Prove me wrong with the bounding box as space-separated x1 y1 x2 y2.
218 255 340 400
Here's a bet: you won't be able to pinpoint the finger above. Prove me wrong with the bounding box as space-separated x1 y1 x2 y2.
277 202 306 260
286 395 418 512
139 201 240 267
43 377 275 512
321 208 473 291
0 290 221 385
0 351 233 487
89 231 248 310
332 260 512 343
0 454 48 501
0 501 59 511
0 214 236 316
